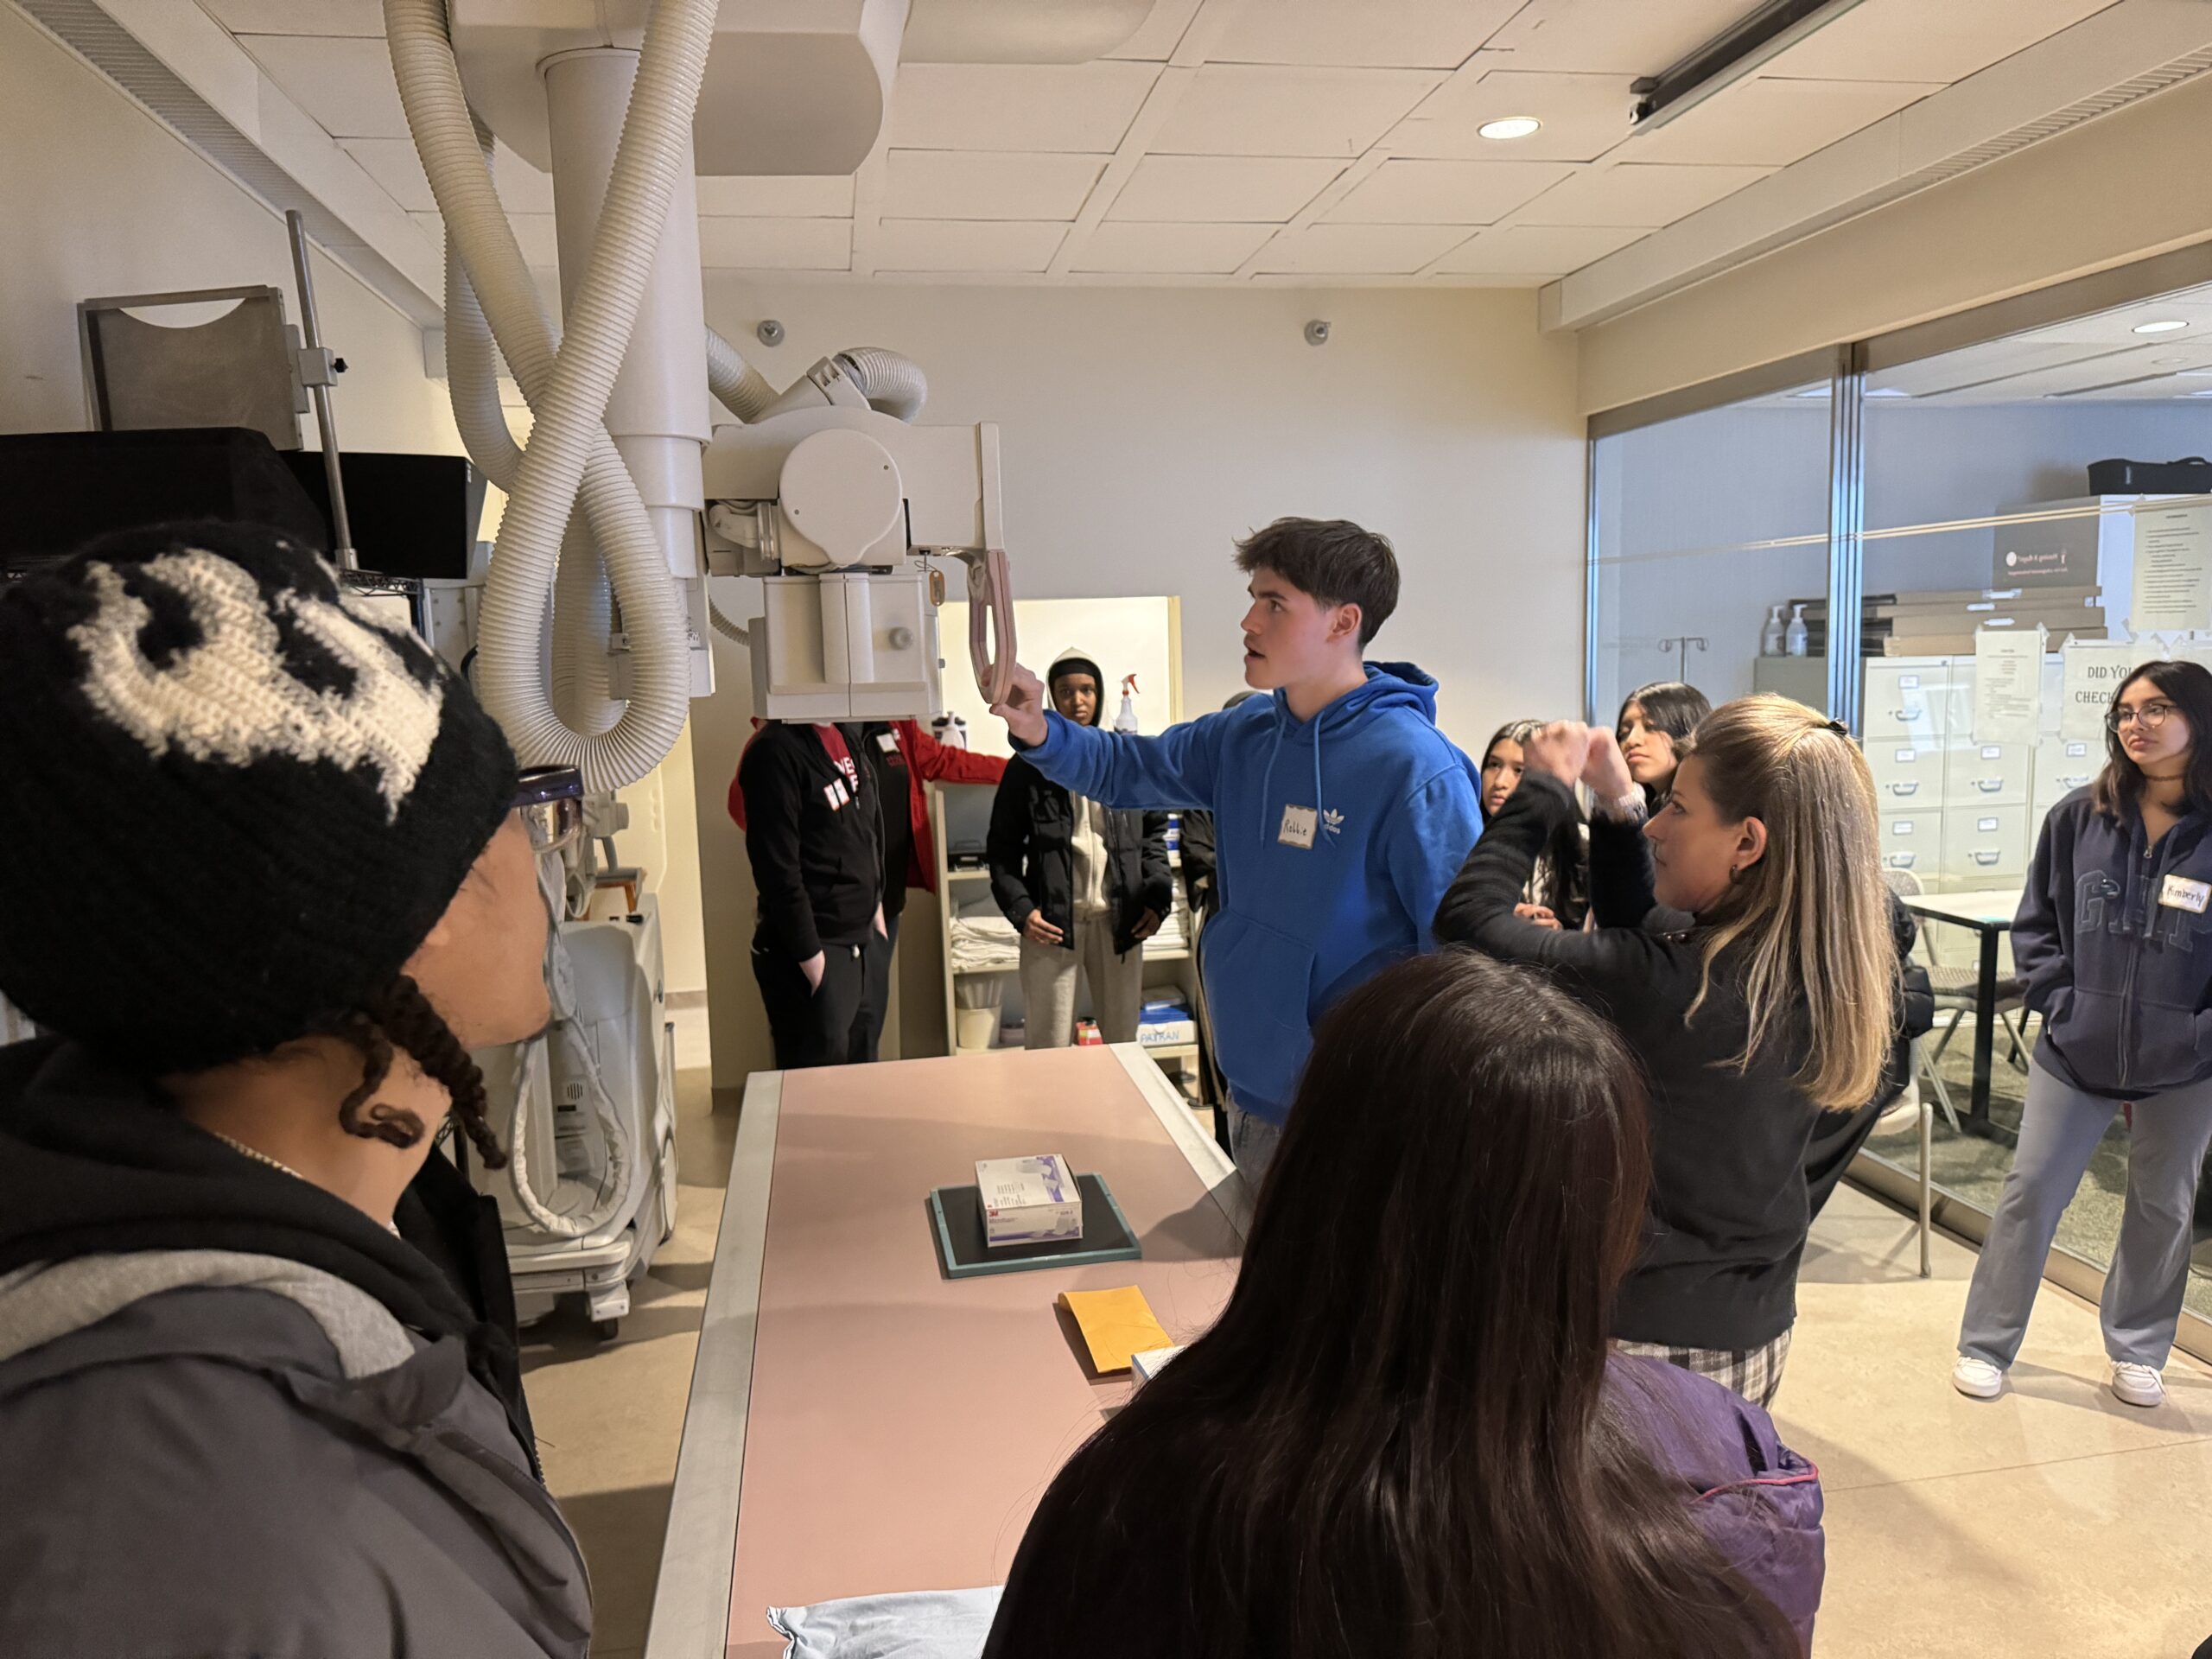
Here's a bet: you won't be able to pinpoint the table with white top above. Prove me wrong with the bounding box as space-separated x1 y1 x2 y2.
1899 887 2025 1133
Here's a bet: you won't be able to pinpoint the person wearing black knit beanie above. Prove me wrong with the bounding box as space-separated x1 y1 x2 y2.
0 522 591 1657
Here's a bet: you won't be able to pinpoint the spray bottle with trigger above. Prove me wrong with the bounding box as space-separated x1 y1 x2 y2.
1115 674 1141 734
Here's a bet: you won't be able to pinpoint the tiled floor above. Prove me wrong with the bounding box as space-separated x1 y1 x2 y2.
518 1022 2212 1657
1789 1185 2212 1656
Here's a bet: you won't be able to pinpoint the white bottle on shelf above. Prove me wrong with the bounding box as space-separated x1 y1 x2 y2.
1784 604 1809 657
1762 603 1787 657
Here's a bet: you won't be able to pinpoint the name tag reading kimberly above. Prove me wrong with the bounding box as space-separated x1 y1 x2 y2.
2160 874 2210 914
1278 804 1319 850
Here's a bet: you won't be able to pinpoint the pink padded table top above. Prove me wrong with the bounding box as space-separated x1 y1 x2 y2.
708 1046 1245 1658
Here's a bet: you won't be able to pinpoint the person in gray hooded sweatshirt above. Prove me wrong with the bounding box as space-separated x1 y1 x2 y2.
0 521 589 1657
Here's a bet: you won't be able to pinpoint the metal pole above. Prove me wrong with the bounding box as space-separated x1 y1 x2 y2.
1825 341 1867 728
1583 436 1602 725
286 210 357 571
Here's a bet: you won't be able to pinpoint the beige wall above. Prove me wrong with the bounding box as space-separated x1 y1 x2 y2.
0 9 452 451
692 282 1586 1088
1573 72 2212 416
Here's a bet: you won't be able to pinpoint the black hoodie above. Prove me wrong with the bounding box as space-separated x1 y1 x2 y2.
0 1036 537 1466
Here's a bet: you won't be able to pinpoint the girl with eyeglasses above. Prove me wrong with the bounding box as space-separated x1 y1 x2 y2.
1955 658 2212 1409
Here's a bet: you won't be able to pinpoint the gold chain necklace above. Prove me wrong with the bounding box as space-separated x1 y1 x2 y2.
207 1130 403 1237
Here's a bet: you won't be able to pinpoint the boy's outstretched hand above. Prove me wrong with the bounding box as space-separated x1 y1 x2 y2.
993 662 1050 748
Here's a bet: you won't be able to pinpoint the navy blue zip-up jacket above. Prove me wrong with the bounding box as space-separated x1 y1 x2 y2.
2015 788 2212 1100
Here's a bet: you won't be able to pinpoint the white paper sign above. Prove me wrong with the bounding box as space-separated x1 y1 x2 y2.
2060 639 2142 743
1974 626 2045 744
2131 505 2212 634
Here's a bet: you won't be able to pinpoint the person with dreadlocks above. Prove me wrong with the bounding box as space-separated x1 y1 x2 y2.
0 522 590 1656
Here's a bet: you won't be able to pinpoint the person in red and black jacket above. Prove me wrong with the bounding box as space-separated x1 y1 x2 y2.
730 720 1006 1058
733 722 886 1069
855 721 1006 1050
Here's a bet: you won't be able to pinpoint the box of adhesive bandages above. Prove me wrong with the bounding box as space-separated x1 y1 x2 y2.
976 1154 1084 1247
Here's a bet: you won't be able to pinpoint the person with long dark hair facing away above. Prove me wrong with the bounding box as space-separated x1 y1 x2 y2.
1955 659 2212 1408
1480 718 1589 930
982 950 1823 1659
1437 698 1895 1407
1618 680 1713 812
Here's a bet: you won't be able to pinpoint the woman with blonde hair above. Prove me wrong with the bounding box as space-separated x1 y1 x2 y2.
1437 696 1894 1405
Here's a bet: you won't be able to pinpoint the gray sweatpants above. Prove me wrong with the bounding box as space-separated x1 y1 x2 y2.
1959 1058 2212 1370
1018 917 1143 1049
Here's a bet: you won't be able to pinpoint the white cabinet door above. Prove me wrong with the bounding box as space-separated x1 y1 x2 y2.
1944 805 2031 884
2033 734 2099 805
1866 741 1944 807
1943 741 2033 808
1878 809 1945 876
1864 662 1951 745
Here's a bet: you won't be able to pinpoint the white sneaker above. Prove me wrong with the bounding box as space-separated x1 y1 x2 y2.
2112 1363 2165 1408
1952 1355 2005 1399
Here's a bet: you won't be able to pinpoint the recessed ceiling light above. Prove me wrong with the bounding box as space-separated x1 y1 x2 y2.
2133 319 2189 334
1478 117 1542 141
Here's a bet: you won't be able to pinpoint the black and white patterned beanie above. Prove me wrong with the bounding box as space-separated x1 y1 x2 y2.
0 520 519 1073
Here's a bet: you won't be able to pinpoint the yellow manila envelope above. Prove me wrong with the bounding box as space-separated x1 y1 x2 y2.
1057 1286 1171 1375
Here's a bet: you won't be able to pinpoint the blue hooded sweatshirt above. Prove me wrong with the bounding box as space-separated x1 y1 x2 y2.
1015 663 1483 1123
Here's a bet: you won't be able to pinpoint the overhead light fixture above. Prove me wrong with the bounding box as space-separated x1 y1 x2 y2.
1630 0 1873 136
1478 116 1542 141
1866 388 1910 398
2133 319 2189 334
1791 386 1831 398
2179 368 2212 377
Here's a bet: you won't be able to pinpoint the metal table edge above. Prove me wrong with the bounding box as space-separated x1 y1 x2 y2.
641 1069 784 1659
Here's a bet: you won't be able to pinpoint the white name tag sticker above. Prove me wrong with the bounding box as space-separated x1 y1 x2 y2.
2161 874 2210 914
824 780 850 809
876 731 899 753
1278 804 1318 850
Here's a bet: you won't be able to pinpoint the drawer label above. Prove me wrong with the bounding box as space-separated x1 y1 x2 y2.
1891 820 1916 835
1978 817 1999 831
1899 675 1921 689
1982 745 2002 759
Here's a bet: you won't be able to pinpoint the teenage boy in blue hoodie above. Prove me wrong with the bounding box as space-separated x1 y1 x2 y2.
991 518 1483 1180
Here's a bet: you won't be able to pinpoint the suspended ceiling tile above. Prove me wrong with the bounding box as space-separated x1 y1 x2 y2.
2012 296 2212 347
1624 76 1942 167
1433 223 1646 274
1107 155 1345 222
1480 0 1768 76
697 218 853 270
1326 158 1577 226
874 219 1071 272
1104 0 1205 61
1389 69 1638 162
1764 0 2115 85
200 0 385 34
882 150 1105 220
1207 0 1524 70
1514 162 1772 227
241 34 409 137
344 138 434 213
1071 221 1277 273
411 210 557 266
1152 66 1445 157
694 175 855 217
886 61 1159 152
1252 223 1470 275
